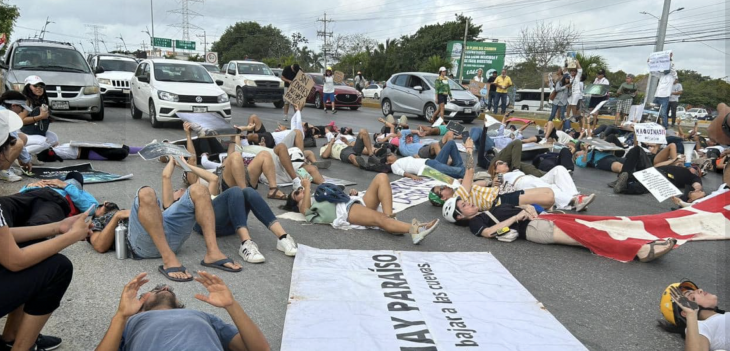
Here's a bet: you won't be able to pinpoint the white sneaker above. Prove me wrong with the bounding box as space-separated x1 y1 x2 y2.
539 138 548 145
276 235 298 256
8 167 23 176
573 194 596 212
239 240 265 263
0 170 22 182
410 219 440 244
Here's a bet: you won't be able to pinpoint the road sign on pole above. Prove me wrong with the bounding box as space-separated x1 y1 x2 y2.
152 37 172 48
205 52 218 64
175 40 196 50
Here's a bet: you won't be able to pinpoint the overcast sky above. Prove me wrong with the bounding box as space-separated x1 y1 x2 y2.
9 0 728 79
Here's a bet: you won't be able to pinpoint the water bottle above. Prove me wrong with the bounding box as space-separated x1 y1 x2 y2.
115 222 128 260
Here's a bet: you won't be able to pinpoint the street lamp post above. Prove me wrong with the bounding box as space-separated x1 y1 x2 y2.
39 17 54 40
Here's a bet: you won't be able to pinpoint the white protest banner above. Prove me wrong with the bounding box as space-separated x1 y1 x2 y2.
590 100 607 115
282 246 589 351
628 104 644 122
363 177 440 213
633 167 682 202
431 117 444 127
283 70 315 106
634 123 667 144
333 71 345 84
484 113 501 128
648 50 672 72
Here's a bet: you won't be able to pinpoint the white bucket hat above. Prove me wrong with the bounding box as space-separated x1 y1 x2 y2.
0 110 24 146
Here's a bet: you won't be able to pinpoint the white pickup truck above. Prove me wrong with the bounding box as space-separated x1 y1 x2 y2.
221 60 284 108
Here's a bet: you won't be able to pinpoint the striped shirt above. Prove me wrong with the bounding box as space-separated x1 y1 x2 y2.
455 185 500 211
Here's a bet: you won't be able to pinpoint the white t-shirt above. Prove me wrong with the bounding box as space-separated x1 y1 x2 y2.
669 83 683 102
472 75 484 83
570 69 583 94
654 70 678 98
593 77 609 85
696 313 729 351
326 132 354 145
271 130 291 144
323 76 335 93
391 157 427 177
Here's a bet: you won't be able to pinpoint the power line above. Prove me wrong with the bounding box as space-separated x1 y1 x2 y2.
169 0 204 51
317 12 334 70
85 24 105 54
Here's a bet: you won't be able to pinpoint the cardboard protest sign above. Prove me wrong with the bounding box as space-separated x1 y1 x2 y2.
31 163 132 184
172 155 192 172
648 50 672 72
632 167 682 202
333 71 345 84
177 112 238 137
468 80 486 96
284 71 315 106
634 123 667 144
138 142 191 161
484 113 502 128
69 141 123 149
446 120 465 135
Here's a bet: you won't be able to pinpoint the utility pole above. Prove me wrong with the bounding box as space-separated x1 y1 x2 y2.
78 42 86 56
458 17 469 84
140 41 148 52
150 0 156 57
317 12 333 71
117 34 128 53
40 17 54 40
85 24 105 54
644 0 672 107
196 30 207 57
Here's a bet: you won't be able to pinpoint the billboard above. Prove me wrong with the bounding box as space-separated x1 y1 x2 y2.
446 41 506 79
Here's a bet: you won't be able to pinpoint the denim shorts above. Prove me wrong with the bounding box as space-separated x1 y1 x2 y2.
127 187 197 259
323 92 335 103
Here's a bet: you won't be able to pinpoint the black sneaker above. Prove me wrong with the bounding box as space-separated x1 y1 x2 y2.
35 334 61 350
613 172 629 194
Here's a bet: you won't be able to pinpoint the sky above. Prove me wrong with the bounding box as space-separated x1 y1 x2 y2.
8 0 729 79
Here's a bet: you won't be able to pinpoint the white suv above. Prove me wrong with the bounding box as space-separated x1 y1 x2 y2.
129 59 231 128
89 54 138 104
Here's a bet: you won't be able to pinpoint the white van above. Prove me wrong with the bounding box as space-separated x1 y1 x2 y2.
514 88 552 111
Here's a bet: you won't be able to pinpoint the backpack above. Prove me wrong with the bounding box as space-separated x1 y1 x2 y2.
314 183 351 204
533 152 560 172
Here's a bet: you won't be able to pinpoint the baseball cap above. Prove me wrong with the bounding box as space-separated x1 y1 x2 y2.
24 75 45 86
0 110 24 146
439 67 447 72
65 171 85 189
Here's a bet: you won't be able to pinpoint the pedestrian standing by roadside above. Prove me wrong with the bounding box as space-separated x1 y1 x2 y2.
549 74 570 124
669 78 683 127
486 70 498 111
614 73 638 125
280 63 301 122
431 67 452 124
566 61 583 123
473 68 484 83
493 69 513 114
322 67 337 115
593 69 610 85
354 71 366 93
650 53 677 129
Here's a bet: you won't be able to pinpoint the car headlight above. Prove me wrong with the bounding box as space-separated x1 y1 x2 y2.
218 93 229 103
83 85 100 94
243 79 257 87
157 91 179 102
12 83 24 91
357 92 362 97
97 78 111 85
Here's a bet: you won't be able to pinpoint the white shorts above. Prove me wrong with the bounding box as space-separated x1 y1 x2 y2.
568 94 582 106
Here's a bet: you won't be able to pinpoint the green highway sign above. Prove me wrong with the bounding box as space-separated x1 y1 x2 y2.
152 37 172 48
446 41 506 79
175 40 196 50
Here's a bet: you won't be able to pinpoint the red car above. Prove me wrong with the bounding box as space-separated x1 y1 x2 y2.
306 73 362 110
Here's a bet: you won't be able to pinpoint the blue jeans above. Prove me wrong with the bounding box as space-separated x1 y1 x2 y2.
425 140 465 179
487 91 497 110
493 92 508 114
468 127 495 151
194 187 278 237
655 96 670 128
549 104 565 122
128 187 197 259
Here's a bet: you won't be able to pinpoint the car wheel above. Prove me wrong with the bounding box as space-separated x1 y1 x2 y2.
273 100 285 109
374 93 379 99
314 93 322 109
521 105 529 111
130 95 142 119
90 102 104 121
424 103 436 120
381 99 392 116
236 88 247 108
149 100 162 128
349 106 360 111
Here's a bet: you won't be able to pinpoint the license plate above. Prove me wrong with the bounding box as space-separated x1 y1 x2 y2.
51 101 69 110
122 89 130 94
193 106 207 113
465 108 472 113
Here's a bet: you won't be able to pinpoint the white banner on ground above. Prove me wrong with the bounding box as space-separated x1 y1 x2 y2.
648 50 672 72
634 123 667 144
484 113 501 128
282 246 588 351
633 167 682 202
389 177 441 213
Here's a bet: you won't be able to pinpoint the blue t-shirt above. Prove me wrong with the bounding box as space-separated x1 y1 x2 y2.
398 130 424 157
120 309 238 351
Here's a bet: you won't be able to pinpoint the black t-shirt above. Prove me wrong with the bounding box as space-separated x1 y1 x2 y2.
487 76 497 92
468 204 528 239
657 166 701 194
282 66 298 87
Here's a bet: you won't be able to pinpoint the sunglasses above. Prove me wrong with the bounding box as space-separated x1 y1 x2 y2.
32 84 45 89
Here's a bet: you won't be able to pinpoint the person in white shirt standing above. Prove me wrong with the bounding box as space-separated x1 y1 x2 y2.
650 53 677 129
566 61 583 126
322 67 337 114
668 78 683 127
593 68 610 85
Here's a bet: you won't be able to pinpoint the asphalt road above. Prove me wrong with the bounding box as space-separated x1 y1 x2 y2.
0 100 726 351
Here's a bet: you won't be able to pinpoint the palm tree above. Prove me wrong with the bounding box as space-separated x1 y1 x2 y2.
576 53 608 80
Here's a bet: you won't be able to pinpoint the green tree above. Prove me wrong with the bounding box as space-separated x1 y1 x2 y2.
211 22 292 64
0 2 20 56
187 54 204 62
575 53 608 82
419 55 451 74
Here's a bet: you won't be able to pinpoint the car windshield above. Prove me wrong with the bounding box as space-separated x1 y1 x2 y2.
99 59 137 72
12 46 90 73
311 74 346 86
237 63 273 76
153 63 213 83
422 73 464 91
202 64 218 73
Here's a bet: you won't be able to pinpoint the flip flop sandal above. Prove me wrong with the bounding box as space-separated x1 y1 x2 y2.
200 257 242 272
158 265 193 282
639 238 677 263
268 187 288 200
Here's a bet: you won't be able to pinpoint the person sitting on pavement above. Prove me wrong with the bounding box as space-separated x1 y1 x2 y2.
94 272 270 351
0 109 31 182
1 210 92 351
0 181 96 229
282 176 440 244
239 141 326 189
389 139 472 180
122 157 244 282
658 280 728 351
19 171 99 215
398 129 454 159
429 143 555 210
441 198 676 263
